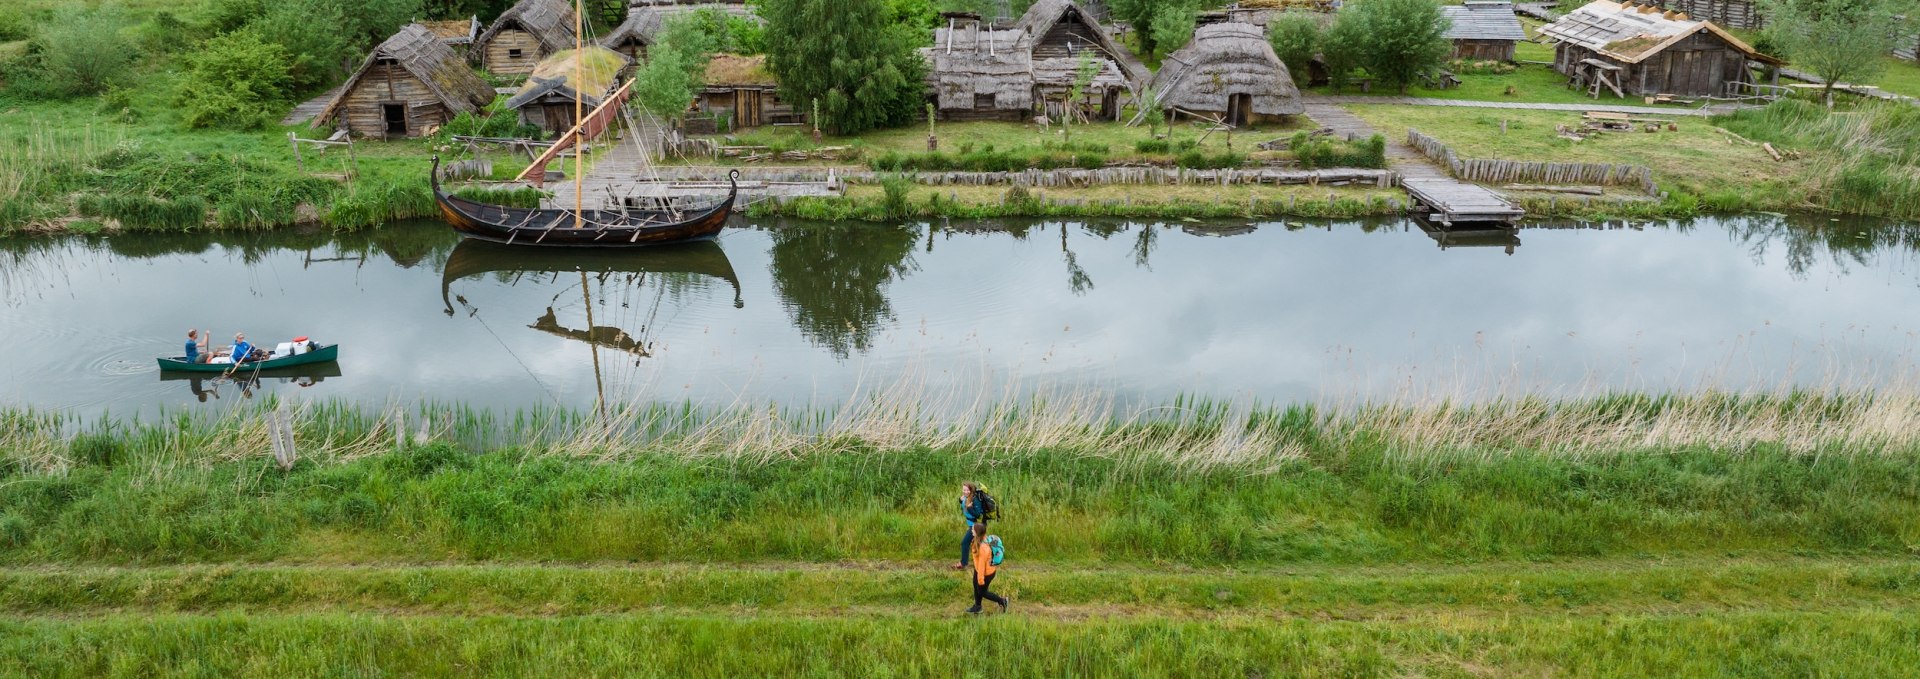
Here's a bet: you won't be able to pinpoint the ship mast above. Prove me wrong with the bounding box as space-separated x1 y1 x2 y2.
572 0 585 228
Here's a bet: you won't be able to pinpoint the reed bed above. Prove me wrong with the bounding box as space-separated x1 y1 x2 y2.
1718 99 1920 219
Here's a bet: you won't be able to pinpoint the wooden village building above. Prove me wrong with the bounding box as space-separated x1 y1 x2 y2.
503 47 630 135
1439 2 1527 61
600 1 757 62
475 0 578 77
312 23 496 138
1147 22 1303 127
1540 0 1780 98
924 0 1149 122
420 17 480 53
686 54 801 133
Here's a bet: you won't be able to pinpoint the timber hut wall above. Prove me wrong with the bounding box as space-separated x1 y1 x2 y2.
1451 39 1516 61
1407 129 1660 195
338 61 454 138
484 30 547 75
1552 33 1754 97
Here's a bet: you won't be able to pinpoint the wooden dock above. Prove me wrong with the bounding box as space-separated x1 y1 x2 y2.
543 138 840 211
1303 100 1524 225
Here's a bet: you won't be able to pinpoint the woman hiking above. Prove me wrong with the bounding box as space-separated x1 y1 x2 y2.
952 482 987 570
966 523 1008 615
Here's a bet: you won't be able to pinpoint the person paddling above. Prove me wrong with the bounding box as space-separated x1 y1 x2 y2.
966 523 1008 615
952 482 987 570
184 329 203 364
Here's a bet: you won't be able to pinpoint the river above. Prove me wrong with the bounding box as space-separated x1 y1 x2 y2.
3 215 1918 416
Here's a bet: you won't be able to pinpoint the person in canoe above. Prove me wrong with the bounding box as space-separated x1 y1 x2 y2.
211 333 264 365
184 329 206 364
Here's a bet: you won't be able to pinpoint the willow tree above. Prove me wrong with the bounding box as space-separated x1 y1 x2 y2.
1763 0 1918 106
1349 0 1451 94
760 0 927 135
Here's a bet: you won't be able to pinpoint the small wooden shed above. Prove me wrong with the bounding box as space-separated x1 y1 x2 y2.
1148 22 1303 127
1439 2 1527 61
503 47 631 135
475 0 578 76
689 54 799 133
1540 0 1780 98
312 24 496 138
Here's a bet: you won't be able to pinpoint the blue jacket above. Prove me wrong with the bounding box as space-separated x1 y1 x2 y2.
232 341 254 362
960 495 985 526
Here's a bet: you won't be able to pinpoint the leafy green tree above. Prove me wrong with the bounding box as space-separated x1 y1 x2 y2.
1349 0 1450 94
175 31 294 129
760 0 927 135
1108 0 1160 57
1320 11 1366 91
1267 12 1321 86
1149 0 1199 59
34 6 134 96
250 0 353 92
1762 0 1918 106
630 14 725 121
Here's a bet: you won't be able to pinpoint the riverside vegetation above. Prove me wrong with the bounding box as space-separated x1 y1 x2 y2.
2 390 1918 676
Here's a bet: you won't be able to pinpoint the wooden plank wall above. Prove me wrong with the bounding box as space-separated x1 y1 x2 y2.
1452 39 1517 62
338 61 454 138
484 30 545 75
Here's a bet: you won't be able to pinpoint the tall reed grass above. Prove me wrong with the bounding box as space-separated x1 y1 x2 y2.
1718 100 1920 219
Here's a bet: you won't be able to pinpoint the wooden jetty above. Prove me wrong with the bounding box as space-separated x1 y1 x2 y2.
1303 99 1524 226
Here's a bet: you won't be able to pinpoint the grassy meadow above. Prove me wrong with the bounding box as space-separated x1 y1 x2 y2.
3 390 1920 675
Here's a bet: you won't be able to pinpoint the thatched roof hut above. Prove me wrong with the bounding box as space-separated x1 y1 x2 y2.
922 0 1146 122
504 47 632 133
476 0 578 76
1149 22 1302 126
313 23 495 138
600 1 757 61
1439 2 1526 61
689 54 800 131
1540 0 1779 97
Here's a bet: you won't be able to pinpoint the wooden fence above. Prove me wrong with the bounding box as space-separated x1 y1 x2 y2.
637 166 1397 189
1407 130 1660 196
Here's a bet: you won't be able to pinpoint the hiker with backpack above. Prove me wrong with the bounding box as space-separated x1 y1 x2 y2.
952 482 997 570
967 523 1008 614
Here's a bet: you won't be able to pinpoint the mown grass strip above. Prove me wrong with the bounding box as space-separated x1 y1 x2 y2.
0 557 1914 619
3 608 1917 678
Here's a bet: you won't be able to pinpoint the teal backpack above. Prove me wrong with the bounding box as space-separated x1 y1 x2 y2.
983 535 1005 566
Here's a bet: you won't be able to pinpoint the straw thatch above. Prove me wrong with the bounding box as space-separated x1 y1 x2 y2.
504 47 631 110
312 23 495 135
476 0 578 63
422 17 481 45
702 54 776 88
600 2 758 58
1016 0 1149 85
1148 22 1303 123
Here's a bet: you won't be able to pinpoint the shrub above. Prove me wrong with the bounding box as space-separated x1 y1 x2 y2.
1291 133 1387 169
1135 139 1171 154
1267 13 1321 86
175 31 294 130
878 172 915 219
33 6 134 97
1174 150 1245 169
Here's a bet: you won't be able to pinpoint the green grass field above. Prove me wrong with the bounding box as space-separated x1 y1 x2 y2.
3 392 1920 676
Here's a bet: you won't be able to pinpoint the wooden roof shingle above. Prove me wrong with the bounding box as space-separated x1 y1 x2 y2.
1540 0 1781 64
312 23 497 128
477 0 578 54
1440 2 1526 42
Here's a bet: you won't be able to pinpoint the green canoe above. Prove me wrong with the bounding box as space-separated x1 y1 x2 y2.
156 344 340 373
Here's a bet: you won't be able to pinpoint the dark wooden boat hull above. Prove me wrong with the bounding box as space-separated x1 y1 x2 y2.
431 157 738 248
440 238 744 313
156 345 340 373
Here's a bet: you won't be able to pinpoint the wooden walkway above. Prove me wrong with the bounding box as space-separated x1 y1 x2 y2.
281 85 344 127
1304 100 1524 224
542 139 839 212
1306 94 1752 116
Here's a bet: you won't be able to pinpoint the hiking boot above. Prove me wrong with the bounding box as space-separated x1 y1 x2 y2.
965 606 982 615
998 600 1009 614
950 562 965 570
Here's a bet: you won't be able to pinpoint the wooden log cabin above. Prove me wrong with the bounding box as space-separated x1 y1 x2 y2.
922 0 1148 122
1540 0 1781 98
503 47 630 135
475 0 577 77
312 24 496 138
686 54 802 133
1439 2 1527 62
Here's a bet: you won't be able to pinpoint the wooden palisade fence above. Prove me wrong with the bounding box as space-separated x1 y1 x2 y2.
632 166 1397 189
1407 130 1659 196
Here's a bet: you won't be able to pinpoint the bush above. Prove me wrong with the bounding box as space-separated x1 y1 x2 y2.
1291 133 1387 169
33 6 134 97
878 173 915 219
175 31 293 130
1267 13 1321 86
1174 150 1245 169
1135 139 1171 154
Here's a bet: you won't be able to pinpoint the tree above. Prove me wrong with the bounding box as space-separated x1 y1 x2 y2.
1267 12 1321 86
250 0 353 92
1320 11 1367 91
767 223 920 357
1763 0 1918 106
34 6 134 96
1149 0 1200 59
760 0 927 135
1107 0 1160 56
175 31 293 129
1348 0 1451 94
630 15 722 121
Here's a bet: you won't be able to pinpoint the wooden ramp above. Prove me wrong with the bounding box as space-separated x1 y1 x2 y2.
281 84 345 127
1402 178 1525 224
544 139 839 212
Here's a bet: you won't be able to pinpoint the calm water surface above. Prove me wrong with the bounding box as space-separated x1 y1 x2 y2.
3 216 1918 416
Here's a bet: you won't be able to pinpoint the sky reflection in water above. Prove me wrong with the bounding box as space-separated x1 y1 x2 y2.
2 215 1917 417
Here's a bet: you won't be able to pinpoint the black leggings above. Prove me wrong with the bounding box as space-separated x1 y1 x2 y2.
973 573 1006 609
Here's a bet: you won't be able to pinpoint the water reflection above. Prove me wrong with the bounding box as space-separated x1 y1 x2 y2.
159 363 343 403
767 223 920 358
1417 217 1520 254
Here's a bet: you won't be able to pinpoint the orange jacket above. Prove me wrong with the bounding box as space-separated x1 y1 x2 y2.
973 539 996 584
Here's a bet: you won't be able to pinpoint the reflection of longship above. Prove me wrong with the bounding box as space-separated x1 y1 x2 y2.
533 308 649 357
440 238 745 315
